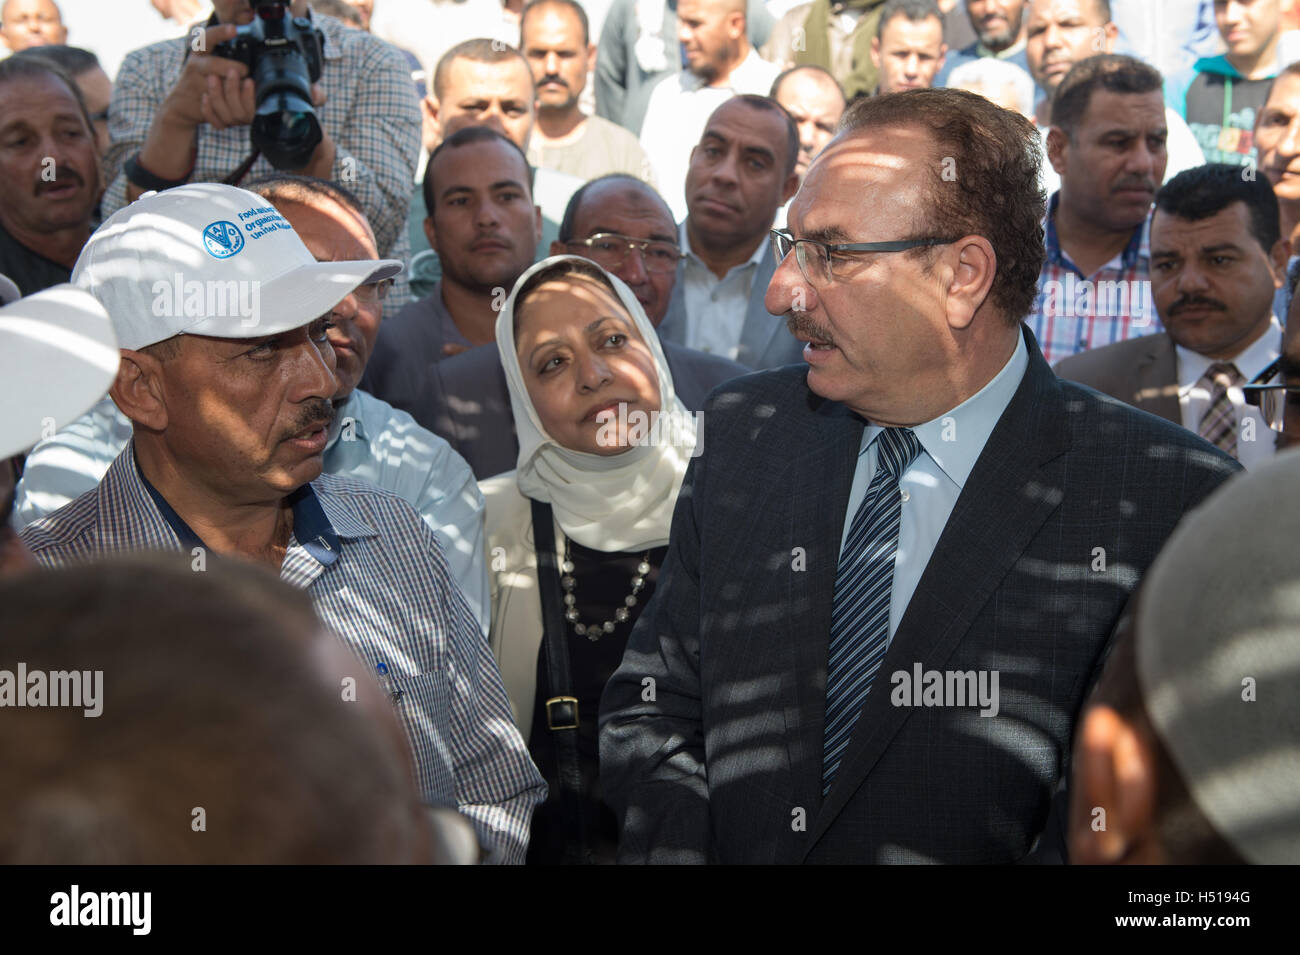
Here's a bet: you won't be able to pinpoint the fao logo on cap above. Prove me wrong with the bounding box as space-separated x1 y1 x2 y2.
202 220 245 259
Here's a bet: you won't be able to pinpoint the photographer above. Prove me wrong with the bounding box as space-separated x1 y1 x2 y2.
101 1 419 307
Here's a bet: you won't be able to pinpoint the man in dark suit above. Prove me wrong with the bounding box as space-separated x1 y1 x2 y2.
419 174 747 479
599 87 1240 864
657 96 808 370
1054 164 1288 468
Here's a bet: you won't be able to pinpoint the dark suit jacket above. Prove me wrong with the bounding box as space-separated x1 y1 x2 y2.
417 339 748 480
598 328 1240 864
659 244 808 371
1052 333 1181 425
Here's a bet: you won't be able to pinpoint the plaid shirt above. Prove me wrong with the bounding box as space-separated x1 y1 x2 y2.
1027 192 1164 364
20 445 546 864
102 10 420 309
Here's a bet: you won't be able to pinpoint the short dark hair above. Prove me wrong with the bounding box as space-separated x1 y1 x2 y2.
876 0 943 41
520 0 589 47
1154 163 1281 254
0 55 94 135
1083 600 1246 864
244 174 370 230
513 257 623 335
12 44 99 78
839 87 1046 322
1050 54 1163 138
433 38 533 104
717 94 800 178
0 554 427 863
422 125 534 221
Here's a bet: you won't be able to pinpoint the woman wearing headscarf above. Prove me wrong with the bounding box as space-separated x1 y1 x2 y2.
480 255 697 864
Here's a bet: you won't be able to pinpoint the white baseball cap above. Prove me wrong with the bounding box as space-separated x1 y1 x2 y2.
72 182 403 351
0 284 119 459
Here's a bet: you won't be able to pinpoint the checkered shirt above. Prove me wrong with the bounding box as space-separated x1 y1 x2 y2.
1027 192 1164 364
101 11 420 309
19 444 547 864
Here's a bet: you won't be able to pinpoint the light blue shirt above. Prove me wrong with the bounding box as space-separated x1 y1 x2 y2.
838 333 1029 642
12 389 490 635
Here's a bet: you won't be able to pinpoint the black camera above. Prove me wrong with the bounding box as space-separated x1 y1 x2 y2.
212 3 325 170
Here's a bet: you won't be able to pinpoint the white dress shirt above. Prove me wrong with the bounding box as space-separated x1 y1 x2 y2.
838 333 1030 641
639 47 783 222
678 223 767 360
1176 315 1282 470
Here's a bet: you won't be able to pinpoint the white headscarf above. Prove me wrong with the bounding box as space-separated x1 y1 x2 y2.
497 255 697 552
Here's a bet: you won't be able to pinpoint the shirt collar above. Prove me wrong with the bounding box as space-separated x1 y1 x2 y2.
860 331 1030 490
1044 191 1150 274
1176 314 1284 389
325 390 370 450
976 38 1027 60
133 450 344 566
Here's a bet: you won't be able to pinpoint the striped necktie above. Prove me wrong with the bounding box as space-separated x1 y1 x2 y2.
1198 362 1243 459
822 426 923 793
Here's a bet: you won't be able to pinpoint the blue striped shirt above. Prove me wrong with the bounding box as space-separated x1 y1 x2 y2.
19 445 546 864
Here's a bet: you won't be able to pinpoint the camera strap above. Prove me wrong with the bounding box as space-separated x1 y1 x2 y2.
222 151 262 186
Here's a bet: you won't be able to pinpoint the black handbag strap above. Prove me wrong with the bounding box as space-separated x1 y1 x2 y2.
530 498 590 864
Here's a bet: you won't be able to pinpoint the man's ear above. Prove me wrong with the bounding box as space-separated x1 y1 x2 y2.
781 169 799 204
870 36 881 70
109 349 169 433
1068 705 1160 864
944 235 997 330
726 11 744 40
423 215 437 253
1046 125 1069 176
534 203 543 245
1268 237 1290 289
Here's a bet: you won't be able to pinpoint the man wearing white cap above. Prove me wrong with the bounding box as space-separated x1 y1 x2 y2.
18 182 546 864
1069 449 1300 864
0 276 118 574
12 174 493 637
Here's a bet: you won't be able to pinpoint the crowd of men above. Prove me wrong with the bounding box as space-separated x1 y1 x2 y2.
1 0 1299 866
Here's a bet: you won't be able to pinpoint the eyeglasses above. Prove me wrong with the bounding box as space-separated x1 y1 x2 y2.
1242 357 1300 433
351 278 392 305
770 229 956 286
566 233 683 274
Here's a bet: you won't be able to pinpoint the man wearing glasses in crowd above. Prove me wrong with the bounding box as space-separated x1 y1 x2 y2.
600 87 1241 864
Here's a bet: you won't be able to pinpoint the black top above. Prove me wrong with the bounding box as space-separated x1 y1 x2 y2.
525 535 667 865
0 222 72 296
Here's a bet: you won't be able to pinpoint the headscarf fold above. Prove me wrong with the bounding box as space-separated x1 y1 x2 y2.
496 255 697 552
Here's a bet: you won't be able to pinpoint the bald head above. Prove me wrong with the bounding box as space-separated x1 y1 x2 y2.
771 66 846 179
556 174 680 324
0 0 65 52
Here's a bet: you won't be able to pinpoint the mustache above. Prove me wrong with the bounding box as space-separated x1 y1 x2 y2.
1169 295 1227 315
281 398 335 441
1113 175 1156 193
35 168 84 193
539 74 568 88
787 311 835 346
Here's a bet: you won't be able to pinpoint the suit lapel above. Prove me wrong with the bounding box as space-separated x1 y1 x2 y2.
779 389 864 841
658 260 688 345
1133 334 1181 424
735 246 780 368
803 331 1073 855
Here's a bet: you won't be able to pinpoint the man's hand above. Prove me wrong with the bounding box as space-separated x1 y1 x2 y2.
129 24 250 199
